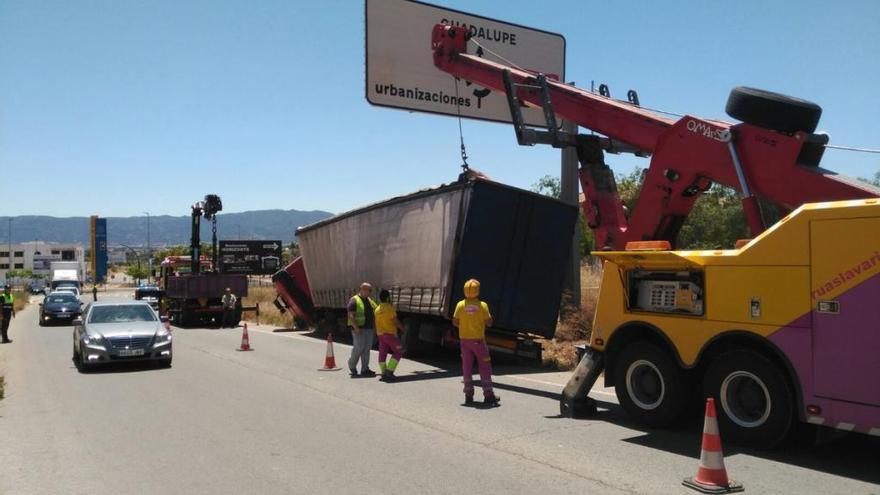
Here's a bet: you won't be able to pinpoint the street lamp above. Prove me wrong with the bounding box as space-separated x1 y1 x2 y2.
143 212 151 282
119 244 142 285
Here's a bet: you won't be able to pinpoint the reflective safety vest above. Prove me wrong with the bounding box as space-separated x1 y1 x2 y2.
348 295 377 326
0 292 13 310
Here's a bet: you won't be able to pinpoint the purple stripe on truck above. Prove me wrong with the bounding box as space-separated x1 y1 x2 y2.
769 272 880 433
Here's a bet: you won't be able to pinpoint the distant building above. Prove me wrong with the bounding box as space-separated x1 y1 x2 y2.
0 242 84 280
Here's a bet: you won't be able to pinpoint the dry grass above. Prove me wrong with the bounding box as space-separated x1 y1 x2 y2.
242 285 293 328
541 262 603 370
13 291 28 313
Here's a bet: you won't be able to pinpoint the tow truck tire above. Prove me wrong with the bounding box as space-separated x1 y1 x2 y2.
726 86 822 133
702 349 793 449
614 342 688 428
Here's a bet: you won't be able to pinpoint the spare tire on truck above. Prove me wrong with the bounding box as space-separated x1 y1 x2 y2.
725 86 822 133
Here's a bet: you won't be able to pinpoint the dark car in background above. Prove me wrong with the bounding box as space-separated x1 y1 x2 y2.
40 292 83 326
134 284 163 310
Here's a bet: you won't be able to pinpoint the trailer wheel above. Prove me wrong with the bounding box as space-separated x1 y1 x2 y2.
401 318 430 357
613 342 688 428
315 312 338 338
725 87 822 133
702 349 793 449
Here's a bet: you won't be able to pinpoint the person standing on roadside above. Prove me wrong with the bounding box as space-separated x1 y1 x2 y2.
1 285 16 344
453 279 499 406
374 289 405 381
347 282 377 377
221 287 237 328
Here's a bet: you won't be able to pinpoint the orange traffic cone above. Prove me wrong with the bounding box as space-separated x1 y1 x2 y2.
236 323 253 352
318 333 341 371
683 398 744 493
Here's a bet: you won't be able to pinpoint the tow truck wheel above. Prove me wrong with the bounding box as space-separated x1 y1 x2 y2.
702 349 793 449
614 342 688 428
726 87 822 134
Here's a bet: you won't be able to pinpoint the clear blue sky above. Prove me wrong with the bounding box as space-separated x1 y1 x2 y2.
2 0 878 217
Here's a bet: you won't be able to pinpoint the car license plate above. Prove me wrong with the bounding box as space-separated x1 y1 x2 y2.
56 314 71 318
118 348 145 357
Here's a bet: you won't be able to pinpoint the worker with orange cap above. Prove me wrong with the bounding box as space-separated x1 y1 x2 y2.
453 279 499 406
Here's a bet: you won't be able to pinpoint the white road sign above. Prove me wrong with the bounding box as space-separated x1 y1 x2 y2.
366 0 566 126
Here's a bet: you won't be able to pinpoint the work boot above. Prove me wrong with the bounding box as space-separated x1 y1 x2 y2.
464 394 474 405
382 371 397 382
349 368 358 377
361 368 376 377
483 393 501 406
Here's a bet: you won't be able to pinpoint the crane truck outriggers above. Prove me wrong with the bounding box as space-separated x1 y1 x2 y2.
429 23 880 447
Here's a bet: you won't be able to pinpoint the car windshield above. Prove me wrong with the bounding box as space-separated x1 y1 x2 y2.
88 305 157 324
47 295 77 304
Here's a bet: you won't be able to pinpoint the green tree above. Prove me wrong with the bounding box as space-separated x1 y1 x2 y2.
125 264 150 282
534 168 759 252
858 170 880 187
6 269 34 280
676 185 749 249
531 175 562 198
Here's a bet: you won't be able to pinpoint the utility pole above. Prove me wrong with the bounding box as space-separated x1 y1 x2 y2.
7 218 12 280
561 120 581 309
143 212 151 282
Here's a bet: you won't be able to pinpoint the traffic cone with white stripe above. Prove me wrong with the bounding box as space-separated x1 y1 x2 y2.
683 398 744 493
236 323 253 351
318 333 340 371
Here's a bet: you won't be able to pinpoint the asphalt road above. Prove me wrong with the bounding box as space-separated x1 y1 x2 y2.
1 294 878 495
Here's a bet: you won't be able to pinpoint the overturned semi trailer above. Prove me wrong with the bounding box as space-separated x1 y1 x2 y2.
274 177 578 357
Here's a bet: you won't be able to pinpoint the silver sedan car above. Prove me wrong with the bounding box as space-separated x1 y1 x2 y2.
73 301 172 371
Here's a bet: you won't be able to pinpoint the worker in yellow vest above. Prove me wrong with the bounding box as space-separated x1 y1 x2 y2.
453 279 499 406
347 282 378 377
374 289 405 381
1 284 16 344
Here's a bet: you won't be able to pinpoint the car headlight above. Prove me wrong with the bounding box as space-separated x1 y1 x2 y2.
83 333 104 346
154 328 172 344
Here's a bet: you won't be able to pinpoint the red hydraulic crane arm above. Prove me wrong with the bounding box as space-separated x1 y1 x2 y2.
431 24 879 249
431 24 673 153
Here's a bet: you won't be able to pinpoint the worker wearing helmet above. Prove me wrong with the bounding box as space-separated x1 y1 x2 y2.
374 289 405 381
0 284 16 344
453 279 499 406
347 282 378 377
221 287 237 328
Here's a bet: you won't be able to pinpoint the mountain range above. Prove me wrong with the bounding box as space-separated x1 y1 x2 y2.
4 209 334 247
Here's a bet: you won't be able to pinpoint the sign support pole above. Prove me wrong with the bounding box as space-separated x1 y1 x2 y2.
561 119 581 309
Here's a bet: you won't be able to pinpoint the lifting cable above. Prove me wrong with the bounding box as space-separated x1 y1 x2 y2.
824 144 880 154
453 78 470 172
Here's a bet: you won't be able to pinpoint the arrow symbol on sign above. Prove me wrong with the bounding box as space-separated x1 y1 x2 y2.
265 243 279 250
